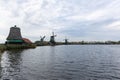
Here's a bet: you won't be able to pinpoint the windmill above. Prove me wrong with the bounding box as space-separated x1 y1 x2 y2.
40 36 45 42
6 25 23 44
49 32 57 45
64 37 69 44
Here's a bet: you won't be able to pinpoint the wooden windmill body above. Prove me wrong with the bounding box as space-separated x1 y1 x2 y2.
49 32 56 45
6 25 24 44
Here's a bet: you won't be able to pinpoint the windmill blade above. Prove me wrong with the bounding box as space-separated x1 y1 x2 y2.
52 32 54 36
43 36 46 39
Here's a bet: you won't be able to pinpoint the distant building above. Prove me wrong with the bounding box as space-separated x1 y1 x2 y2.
6 25 24 44
22 38 33 44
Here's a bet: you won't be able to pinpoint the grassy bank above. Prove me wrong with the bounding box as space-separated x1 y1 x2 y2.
6 44 36 50
0 44 36 52
0 44 7 52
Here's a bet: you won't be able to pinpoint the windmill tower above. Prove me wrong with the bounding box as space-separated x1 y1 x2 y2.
64 37 68 44
49 32 56 45
6 25 23 44
40 36 45 42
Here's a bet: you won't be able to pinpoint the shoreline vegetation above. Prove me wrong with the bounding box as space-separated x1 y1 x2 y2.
35 40 120 46
1 40 120 52
0 44 36 52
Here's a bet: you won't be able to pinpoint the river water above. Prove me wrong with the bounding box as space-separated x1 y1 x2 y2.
0 45 120 80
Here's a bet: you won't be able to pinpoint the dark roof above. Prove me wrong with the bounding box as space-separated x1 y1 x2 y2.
22 38 32 44
7 25 23 40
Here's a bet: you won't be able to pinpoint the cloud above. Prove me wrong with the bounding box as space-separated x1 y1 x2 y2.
0 0 120 42
66 9 107 21
105 21 120 30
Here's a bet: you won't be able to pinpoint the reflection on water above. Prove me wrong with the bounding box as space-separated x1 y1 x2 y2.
0 45 120 80
0 50 23 80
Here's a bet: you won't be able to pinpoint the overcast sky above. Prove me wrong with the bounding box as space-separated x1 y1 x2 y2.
0 0 120 43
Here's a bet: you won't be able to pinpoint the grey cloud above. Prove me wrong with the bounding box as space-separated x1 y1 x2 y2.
0 0 120 42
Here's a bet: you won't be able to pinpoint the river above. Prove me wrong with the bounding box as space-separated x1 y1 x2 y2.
0 45 120 80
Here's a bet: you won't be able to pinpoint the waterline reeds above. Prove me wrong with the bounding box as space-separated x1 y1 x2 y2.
0 44 36 52
0 44 7 52
6 44 36 50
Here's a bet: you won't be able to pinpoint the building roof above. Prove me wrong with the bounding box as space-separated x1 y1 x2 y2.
22 38 33 44
7 25 23 40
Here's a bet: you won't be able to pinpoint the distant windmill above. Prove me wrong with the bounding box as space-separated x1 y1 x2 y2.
64 37 69 44
49 32 57 45
40 36 45 42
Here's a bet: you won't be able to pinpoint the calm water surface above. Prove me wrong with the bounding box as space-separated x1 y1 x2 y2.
0 45 120 80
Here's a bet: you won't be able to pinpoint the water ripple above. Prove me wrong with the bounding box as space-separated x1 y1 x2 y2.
0 45 120 80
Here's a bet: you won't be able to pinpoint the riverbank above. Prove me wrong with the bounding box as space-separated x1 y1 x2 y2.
35 41 120 46
0 44 36 52
1 41 120 52
0 44 6 52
